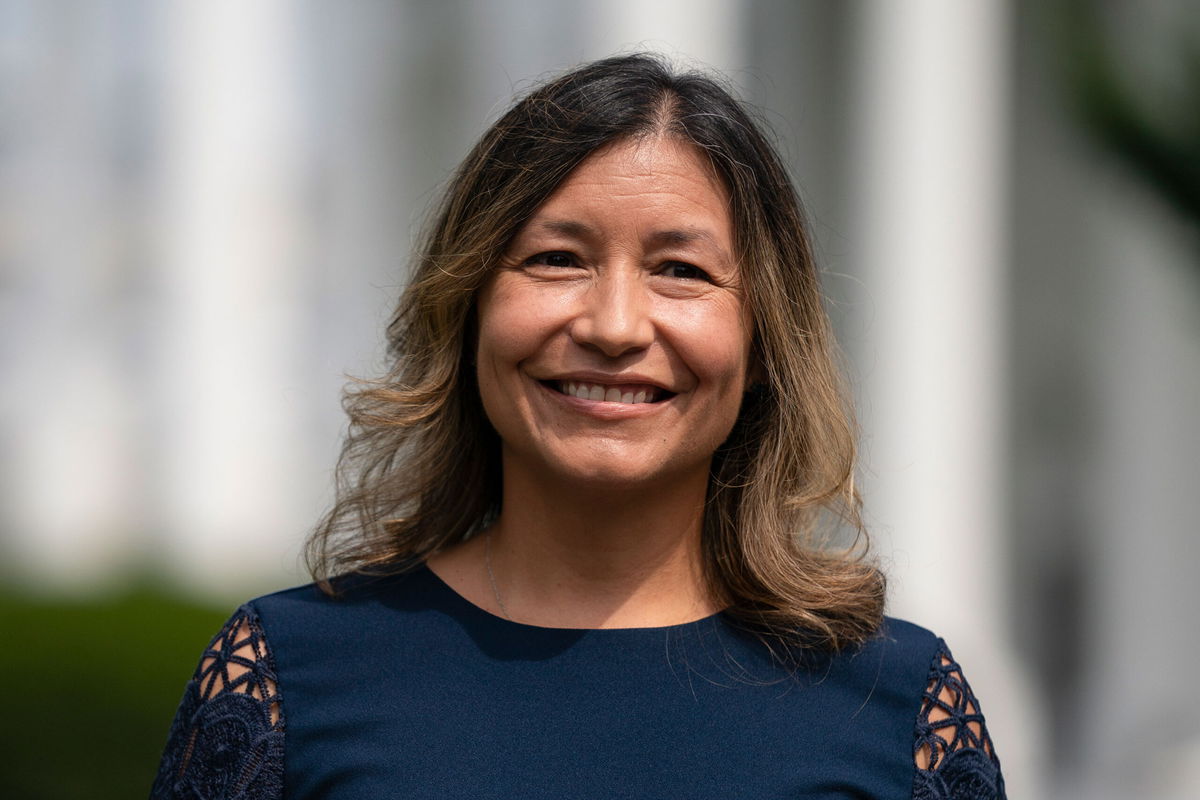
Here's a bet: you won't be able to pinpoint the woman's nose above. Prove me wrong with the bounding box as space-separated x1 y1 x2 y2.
569 269 654 357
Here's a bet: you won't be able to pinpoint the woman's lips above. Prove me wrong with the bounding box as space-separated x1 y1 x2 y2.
542 380 672 405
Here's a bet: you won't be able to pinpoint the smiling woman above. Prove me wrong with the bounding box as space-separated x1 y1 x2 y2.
151 54 1005 799
475 138 751 494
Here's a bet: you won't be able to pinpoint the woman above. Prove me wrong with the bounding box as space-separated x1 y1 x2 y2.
152 54 1005 799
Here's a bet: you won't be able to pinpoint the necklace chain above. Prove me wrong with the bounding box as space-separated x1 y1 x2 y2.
484 531 511 619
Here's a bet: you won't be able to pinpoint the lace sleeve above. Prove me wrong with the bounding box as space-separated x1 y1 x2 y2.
149 605 285 800
911 639 1006 800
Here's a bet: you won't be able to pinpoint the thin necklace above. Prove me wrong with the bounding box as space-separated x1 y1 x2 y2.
484 531 511 619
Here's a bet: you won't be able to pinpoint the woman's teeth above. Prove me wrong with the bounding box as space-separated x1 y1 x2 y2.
559 381 658 404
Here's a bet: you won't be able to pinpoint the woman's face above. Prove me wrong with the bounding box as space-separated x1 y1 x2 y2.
475 137 753 491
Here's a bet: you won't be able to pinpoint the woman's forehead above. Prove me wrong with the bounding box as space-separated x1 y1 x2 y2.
518 138 734 246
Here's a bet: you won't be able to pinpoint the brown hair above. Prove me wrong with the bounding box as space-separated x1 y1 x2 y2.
306 53 884 652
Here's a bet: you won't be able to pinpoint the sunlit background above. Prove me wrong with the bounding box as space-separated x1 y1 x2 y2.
3 1 1198 798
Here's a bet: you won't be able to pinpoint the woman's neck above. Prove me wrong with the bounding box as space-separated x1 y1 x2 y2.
428 461 718 629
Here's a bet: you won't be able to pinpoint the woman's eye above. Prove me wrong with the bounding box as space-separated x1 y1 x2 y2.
527 251 576 268
660 262 710 281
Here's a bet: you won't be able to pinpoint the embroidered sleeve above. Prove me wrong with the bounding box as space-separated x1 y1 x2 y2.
150 605 285 800
911 639 1006 800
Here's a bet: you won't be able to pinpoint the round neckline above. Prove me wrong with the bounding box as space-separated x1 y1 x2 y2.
418 562 726 635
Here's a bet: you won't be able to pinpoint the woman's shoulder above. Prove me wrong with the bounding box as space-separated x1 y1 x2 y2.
151 602 286 799
876 614 941 649
241 565 450 654
867 618 1007 799
871 615 945 672
247 563 437 617
823 615 942 686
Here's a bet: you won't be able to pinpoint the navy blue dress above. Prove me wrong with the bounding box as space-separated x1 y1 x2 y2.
151 566 1004 799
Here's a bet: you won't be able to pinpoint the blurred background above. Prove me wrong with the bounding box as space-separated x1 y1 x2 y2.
2 0 1198 797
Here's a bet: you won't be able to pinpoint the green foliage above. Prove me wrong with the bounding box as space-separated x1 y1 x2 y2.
0 586 228 799
1056 0 1200 233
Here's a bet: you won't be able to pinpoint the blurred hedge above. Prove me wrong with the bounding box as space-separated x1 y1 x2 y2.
0 586 229 799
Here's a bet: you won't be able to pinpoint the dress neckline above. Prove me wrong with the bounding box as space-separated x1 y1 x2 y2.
417 562 726 636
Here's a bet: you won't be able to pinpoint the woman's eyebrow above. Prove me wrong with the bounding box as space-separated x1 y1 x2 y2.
530 219 595 239
646 228 718 248
647 228 732 266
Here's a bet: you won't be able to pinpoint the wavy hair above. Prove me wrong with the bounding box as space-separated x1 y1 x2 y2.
306 53 884 652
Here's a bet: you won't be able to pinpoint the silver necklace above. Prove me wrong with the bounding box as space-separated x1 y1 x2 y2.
484 531 511 619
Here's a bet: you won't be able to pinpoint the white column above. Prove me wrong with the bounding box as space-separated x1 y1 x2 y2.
849 2 1041 797
0 2 144 588
1078 194 1200 800
155 0 312 594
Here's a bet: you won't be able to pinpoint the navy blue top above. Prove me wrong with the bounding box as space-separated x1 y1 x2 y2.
151 566 1004 799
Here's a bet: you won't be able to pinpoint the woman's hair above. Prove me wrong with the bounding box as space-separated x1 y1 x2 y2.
307 53 885 652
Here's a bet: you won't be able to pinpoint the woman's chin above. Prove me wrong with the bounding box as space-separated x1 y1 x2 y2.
509 448 711 496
